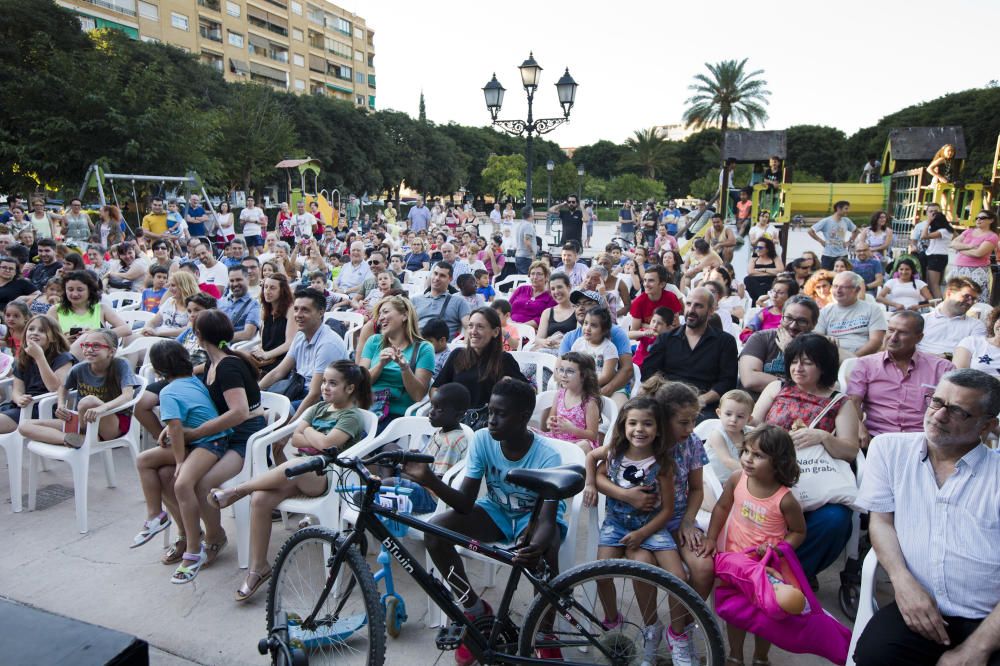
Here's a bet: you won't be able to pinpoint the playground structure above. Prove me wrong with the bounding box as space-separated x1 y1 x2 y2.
275 158 339 229
78 163 217 237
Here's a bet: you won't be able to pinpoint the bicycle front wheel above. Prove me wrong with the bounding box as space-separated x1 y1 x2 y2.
266 526 385 666
519 558 725 665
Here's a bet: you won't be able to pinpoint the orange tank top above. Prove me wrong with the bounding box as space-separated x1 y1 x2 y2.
723 472 791 553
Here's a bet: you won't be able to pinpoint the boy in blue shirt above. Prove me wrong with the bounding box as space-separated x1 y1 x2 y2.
474 269 495 302
404 378 566 665
141 266 169 313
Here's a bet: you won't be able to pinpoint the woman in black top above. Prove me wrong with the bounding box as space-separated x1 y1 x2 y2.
184 309 267 563
252 273 295 375
433 307 527 409
0 254 38 309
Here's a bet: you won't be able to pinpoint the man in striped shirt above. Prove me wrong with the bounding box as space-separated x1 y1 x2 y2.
854 369 1000 666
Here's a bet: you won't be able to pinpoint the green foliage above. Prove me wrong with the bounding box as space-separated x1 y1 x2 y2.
687 169 718 200
683 59 770 138
571 141 628 180
606 174 664 203
481 154 526 200
786 125 849 182
620 128 678 180
216 84 296 193
676 129 722 193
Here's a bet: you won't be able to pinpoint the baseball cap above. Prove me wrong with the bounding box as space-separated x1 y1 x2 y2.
569 288 602 306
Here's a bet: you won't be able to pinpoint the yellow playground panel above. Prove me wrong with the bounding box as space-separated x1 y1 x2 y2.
770 182 886 222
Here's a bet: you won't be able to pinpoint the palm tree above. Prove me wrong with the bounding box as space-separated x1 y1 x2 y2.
683 58 770 143
620 127 676 180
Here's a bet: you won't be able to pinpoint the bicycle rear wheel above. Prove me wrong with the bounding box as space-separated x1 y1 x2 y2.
518 558 725 665
266 527 385 666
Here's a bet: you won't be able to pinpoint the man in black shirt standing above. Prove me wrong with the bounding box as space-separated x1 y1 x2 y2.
640 286 737 420
548 195 584 248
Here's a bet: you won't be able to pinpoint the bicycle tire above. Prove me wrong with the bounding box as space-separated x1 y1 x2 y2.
518 558 725 665
266 527 386 666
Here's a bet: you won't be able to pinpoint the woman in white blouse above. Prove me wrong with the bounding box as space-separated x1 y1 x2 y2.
876 259 932 312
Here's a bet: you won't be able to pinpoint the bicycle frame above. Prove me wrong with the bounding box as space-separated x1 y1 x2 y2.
309 477 612 666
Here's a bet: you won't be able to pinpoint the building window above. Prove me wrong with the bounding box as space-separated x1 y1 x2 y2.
306 4 324 25
353 27 362 39
78 15 97 30
197 0 221 11
293 53 304 66
294 78 305 91
137 1 158 20
199 18 222 42
225 1 240 17
140 35 159 43
327 38 351 59
292 28 303 41
228 30 243 47
354 49 363 62
201 51 224 72
334 17 350 34
355 71 364 84
170 12 188 30
290 1 302 15
356 95 364 106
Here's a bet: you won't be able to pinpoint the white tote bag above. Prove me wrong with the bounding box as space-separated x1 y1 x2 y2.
789 393 859 512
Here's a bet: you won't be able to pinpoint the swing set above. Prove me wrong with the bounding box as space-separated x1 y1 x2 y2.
78 163 217 239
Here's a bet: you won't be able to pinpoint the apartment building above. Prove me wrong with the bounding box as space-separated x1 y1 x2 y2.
56 0 376 109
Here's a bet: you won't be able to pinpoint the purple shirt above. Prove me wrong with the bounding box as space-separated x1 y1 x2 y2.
508 283 556 325
846 350 954 436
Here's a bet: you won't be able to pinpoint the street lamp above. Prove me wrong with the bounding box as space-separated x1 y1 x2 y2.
546 160 555 234
482 54 578 206
577 164 585 201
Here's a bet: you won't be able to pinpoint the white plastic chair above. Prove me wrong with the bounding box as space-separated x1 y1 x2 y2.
0 391 56 513
845 548 880 666
628 361 642 397
116 335 168 372
509 351 557 394
512 322 536 348
407 270 430 286
494 274 528 296
665 283 685 302
250 410 379 534
110 291 143 311
25 376 148 533
117 310 157 328
325 311 364 355
232 336 260 353
968 302 992 320
530 390 619 444
838 357 859 393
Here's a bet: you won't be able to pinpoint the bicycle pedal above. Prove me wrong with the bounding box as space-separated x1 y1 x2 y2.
435 623 464 651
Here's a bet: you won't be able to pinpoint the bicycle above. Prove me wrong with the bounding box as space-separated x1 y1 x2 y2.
258 449 726 666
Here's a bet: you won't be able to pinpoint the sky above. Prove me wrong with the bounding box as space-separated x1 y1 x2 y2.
340 0 998 149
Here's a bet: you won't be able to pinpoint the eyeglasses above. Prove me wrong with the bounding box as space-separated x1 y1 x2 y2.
79 342 111 351
781 314 812 328
926 396 977 422
755 246 767 250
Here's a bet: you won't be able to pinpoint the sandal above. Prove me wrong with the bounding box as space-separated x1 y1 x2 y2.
64 433 84 449
171 549 207 584
751 660 771 666
726 659 744 666
162 532 201 565
131 512 171 549
235 568 271 602
207 487 248 511
204 533 228 566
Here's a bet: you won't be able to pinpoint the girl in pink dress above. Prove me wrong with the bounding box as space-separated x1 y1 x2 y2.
540 351 602 452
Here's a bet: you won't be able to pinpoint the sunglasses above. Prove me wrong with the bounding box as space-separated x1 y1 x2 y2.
976 215 991 221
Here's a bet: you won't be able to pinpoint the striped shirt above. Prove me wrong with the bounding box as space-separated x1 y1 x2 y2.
857 432 1000 618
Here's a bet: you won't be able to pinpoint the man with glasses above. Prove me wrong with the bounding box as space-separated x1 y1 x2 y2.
0 254 37 309
918 277 986 356
853 369 1000 666
332 240 372 302
548 195 584 248
739 294 820 395
816 271 887 356
357 251 401 300
847 310 954 448
241 256 261 299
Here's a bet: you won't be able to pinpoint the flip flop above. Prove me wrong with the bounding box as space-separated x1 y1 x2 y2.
171 549 207 584
235 568 271 602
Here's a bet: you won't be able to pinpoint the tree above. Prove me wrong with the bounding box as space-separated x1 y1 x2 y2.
606 174 664 203
418 91 426 123
571 141 628 180
619 128 678 180
786 125 848 182
215 84 296 194
682 58 770 152
481 154 526 201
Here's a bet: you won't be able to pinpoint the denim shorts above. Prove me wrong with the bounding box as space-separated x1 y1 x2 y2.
228 415 266 459
476 498 568 543
188 437 229 459
599 510 678 551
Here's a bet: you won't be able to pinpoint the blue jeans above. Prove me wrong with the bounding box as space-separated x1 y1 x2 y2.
514 256 532 274
796 503 853 578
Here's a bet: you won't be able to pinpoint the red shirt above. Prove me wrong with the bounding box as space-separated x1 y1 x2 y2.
629 289 682 324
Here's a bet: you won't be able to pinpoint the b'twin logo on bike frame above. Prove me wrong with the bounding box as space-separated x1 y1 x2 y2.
382 538 415 573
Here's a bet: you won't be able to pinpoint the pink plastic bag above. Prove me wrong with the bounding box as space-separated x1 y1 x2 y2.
714 542 852 665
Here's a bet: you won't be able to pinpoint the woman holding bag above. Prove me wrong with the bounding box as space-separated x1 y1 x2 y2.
751 333 860 581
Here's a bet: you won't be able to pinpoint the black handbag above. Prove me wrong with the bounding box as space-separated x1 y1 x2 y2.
461 405 490 431
269 372 307 402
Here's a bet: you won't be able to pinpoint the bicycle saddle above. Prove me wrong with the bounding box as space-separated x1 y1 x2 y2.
505 465 585 500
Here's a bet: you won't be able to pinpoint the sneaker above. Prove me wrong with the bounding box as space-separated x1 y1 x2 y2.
640 621 663 666
454 600 493 666
535 633 563 660
666 626 693 666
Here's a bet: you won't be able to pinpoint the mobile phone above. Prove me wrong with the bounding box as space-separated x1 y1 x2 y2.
69 327 83 336
63 409 80 435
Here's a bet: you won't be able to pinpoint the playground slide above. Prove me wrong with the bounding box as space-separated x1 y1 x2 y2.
778 183 886 222
305 193 336 229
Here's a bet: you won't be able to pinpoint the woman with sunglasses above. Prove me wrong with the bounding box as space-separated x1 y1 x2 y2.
744 237 784 303
949 210 998 303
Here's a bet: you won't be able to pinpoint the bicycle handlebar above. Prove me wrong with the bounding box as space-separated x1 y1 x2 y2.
284 450 436 480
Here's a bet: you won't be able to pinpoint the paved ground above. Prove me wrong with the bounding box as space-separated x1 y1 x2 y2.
0 223 848 665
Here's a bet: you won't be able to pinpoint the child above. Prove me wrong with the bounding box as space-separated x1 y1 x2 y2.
389 254 408 284
541 352 601 452
490 298 521 352
474 268 495 302
421 317 452 381
20 330 141 449
132 340 231 583
354 270 394 317
385 383 471 514
582 395 690 664
141 266 169 313
700 425 806 666
735 188 753 236
307 271 335 311
403 379 566 663
165 200 188 246
28 277 63 316
571 307 619 392
0 316 74 436
456 273 485 309
1 301 30 356
631 306 676 367
704 390 754 490
207 360 373 601
327 252 342 281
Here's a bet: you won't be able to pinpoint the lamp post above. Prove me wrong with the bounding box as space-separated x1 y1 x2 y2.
577 164 585 202
546 160 555 233
482 53 578 207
